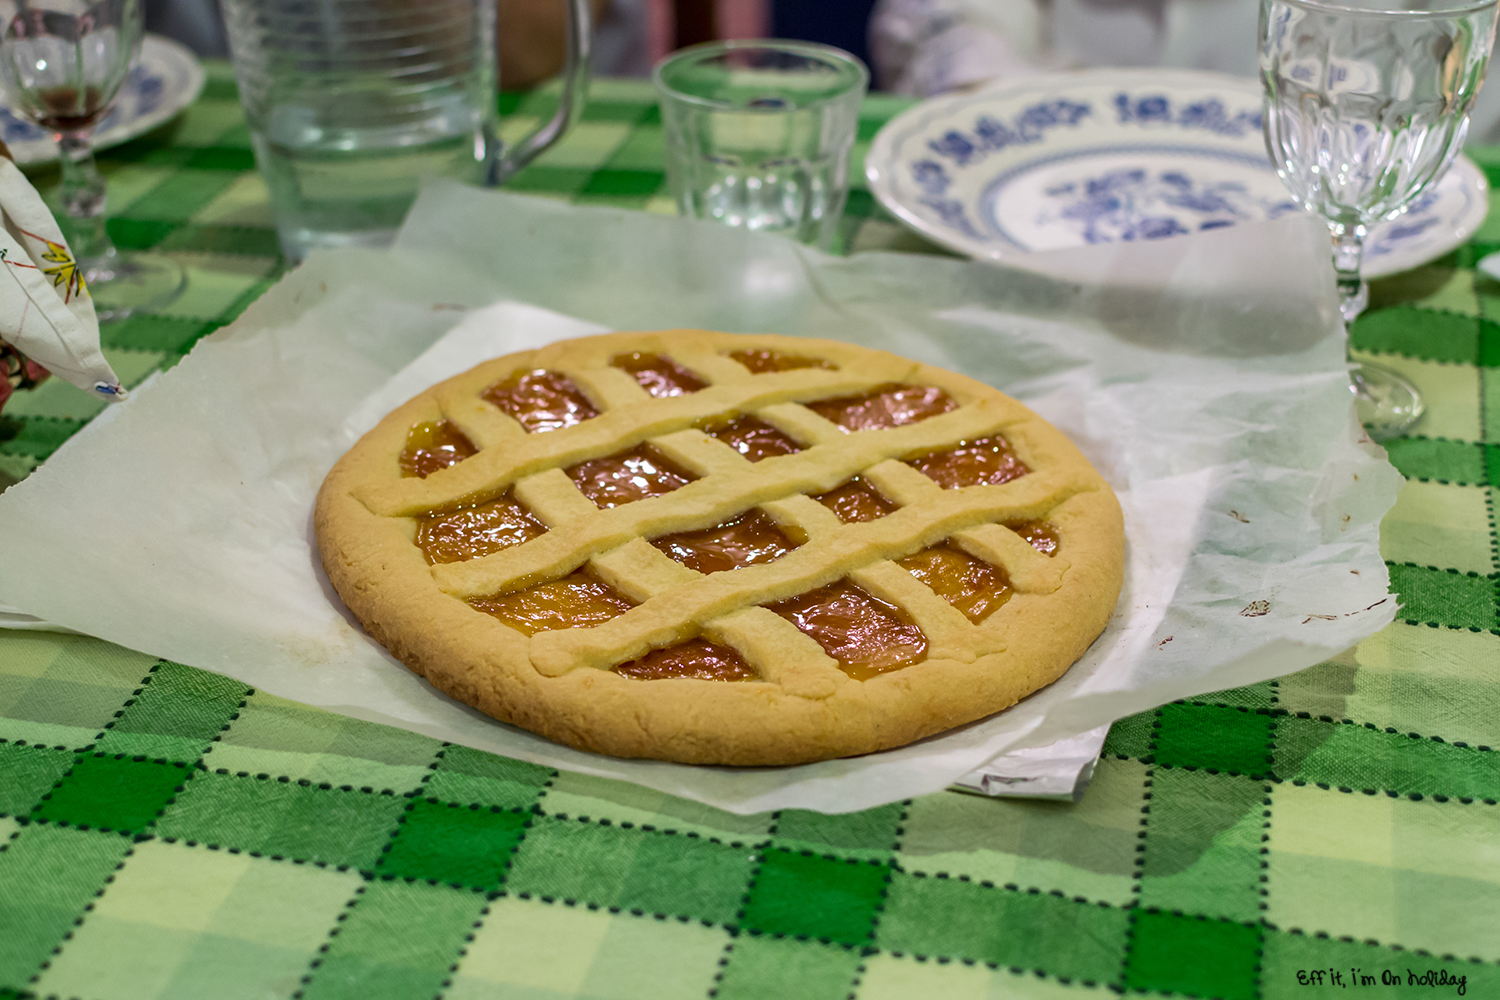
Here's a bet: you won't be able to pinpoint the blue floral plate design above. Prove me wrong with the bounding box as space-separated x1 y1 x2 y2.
866 68 1487 279
1 34 204 168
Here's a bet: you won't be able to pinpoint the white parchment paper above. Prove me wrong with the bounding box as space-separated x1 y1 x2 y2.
0 182 1402 814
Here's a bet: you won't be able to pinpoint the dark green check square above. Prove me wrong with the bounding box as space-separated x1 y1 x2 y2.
1153 703 1274 776
739 849 889 945
121 169 241 222
102 315 218 353
424 745 551 810
877 872 1129 984
105 217 179 249
1349 306 1481 364
505 815 752 924
154 771 407 868
0 743 75 816
1387 563 1499 631
579 169 663 198
1383 437 1488 484
0 416 84 460
376 798 529 889
182 146 258 171
1124 910 1261 1000
505 165 594 194
32 754 187 833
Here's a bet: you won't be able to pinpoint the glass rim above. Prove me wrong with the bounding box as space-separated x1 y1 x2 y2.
651 38 870 112
1270 0 1498 18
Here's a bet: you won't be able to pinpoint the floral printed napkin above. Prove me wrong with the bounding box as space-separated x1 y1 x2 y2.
0 151 124 414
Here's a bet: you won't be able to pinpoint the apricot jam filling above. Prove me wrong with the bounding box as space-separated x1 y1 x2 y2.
809 384 957 432
566 445 697 509
703 415 802 462
1008 520 1059 556
898 544 1012 624
614 638 758 681
907 434 1029 488
768 580 927 680
400 420 477 479
612 352 706 398
651 510 797 575
812 478 896 524
417 491 547 565
482 369 599 433
470 569 635 635
729 349 834 373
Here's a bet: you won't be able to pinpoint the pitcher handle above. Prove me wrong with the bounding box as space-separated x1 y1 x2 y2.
491 0 593 184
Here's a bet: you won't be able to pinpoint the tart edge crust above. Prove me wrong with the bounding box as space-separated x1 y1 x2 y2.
314 330 1125 766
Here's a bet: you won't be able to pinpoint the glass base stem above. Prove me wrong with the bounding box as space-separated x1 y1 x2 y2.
1351 359 1424 441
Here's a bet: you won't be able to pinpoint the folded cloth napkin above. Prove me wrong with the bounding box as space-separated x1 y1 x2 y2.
0 139 125 410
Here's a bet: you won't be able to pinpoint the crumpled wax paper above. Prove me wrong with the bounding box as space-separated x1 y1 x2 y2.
0 181 1402 814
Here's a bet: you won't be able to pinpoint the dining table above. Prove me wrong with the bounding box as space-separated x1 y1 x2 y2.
0 61 1495 1000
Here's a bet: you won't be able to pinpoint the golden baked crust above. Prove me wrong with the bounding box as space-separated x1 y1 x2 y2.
315 329 1124 765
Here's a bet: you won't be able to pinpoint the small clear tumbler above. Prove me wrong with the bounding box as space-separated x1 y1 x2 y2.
653 40 869 250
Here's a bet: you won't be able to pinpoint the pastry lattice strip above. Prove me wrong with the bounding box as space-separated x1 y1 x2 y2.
359 334 1099 686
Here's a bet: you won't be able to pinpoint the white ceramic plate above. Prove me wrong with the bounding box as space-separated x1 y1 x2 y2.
867 68 1488 279
0 34 205 167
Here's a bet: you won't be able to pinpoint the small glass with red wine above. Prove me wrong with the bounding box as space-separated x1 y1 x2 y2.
0 0 185 320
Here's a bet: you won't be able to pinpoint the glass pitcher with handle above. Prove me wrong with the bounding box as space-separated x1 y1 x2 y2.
221 0 591 261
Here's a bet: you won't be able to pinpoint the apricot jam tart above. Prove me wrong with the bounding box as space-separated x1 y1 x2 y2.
315 330 1123 765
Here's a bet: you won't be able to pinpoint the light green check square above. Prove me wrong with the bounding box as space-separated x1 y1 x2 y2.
858 952 1101 999
1277 625 1500 749
170 99 249 148
1265 782 1500 960
526 120 632 169
1486 370 1500 441
36 840 359 1000
0 633 153 742
1348 351 1482 440
153 251 280 321
96 163 179 216
446 897 729 1000
1380 479 1495 575
1373 265 1481 317
192 171 275 228
208 690 439 793
604 126 666 170
540 769 774 843
895 757 1147 906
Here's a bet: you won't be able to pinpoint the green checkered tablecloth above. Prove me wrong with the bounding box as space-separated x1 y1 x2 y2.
1 65 1497 1000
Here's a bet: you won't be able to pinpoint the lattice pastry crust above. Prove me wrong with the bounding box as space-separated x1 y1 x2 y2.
315 330 1124 765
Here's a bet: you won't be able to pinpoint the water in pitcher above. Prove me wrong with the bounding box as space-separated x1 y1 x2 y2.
252 89 487 255
1260 0 1496 228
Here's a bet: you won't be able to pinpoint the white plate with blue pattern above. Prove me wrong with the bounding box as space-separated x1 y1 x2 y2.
866 68 1488 279
0 34 204 167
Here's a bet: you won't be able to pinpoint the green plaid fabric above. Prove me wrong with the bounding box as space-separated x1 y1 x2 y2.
1 66 1497 1000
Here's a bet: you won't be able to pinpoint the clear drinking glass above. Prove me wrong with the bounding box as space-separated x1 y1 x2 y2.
0 0 185 321
654 40 869 249
1260 0 1499 439
221 0 592 262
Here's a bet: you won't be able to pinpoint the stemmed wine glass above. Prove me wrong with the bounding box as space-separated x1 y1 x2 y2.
1260 0 1498 440
0 0 185 321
